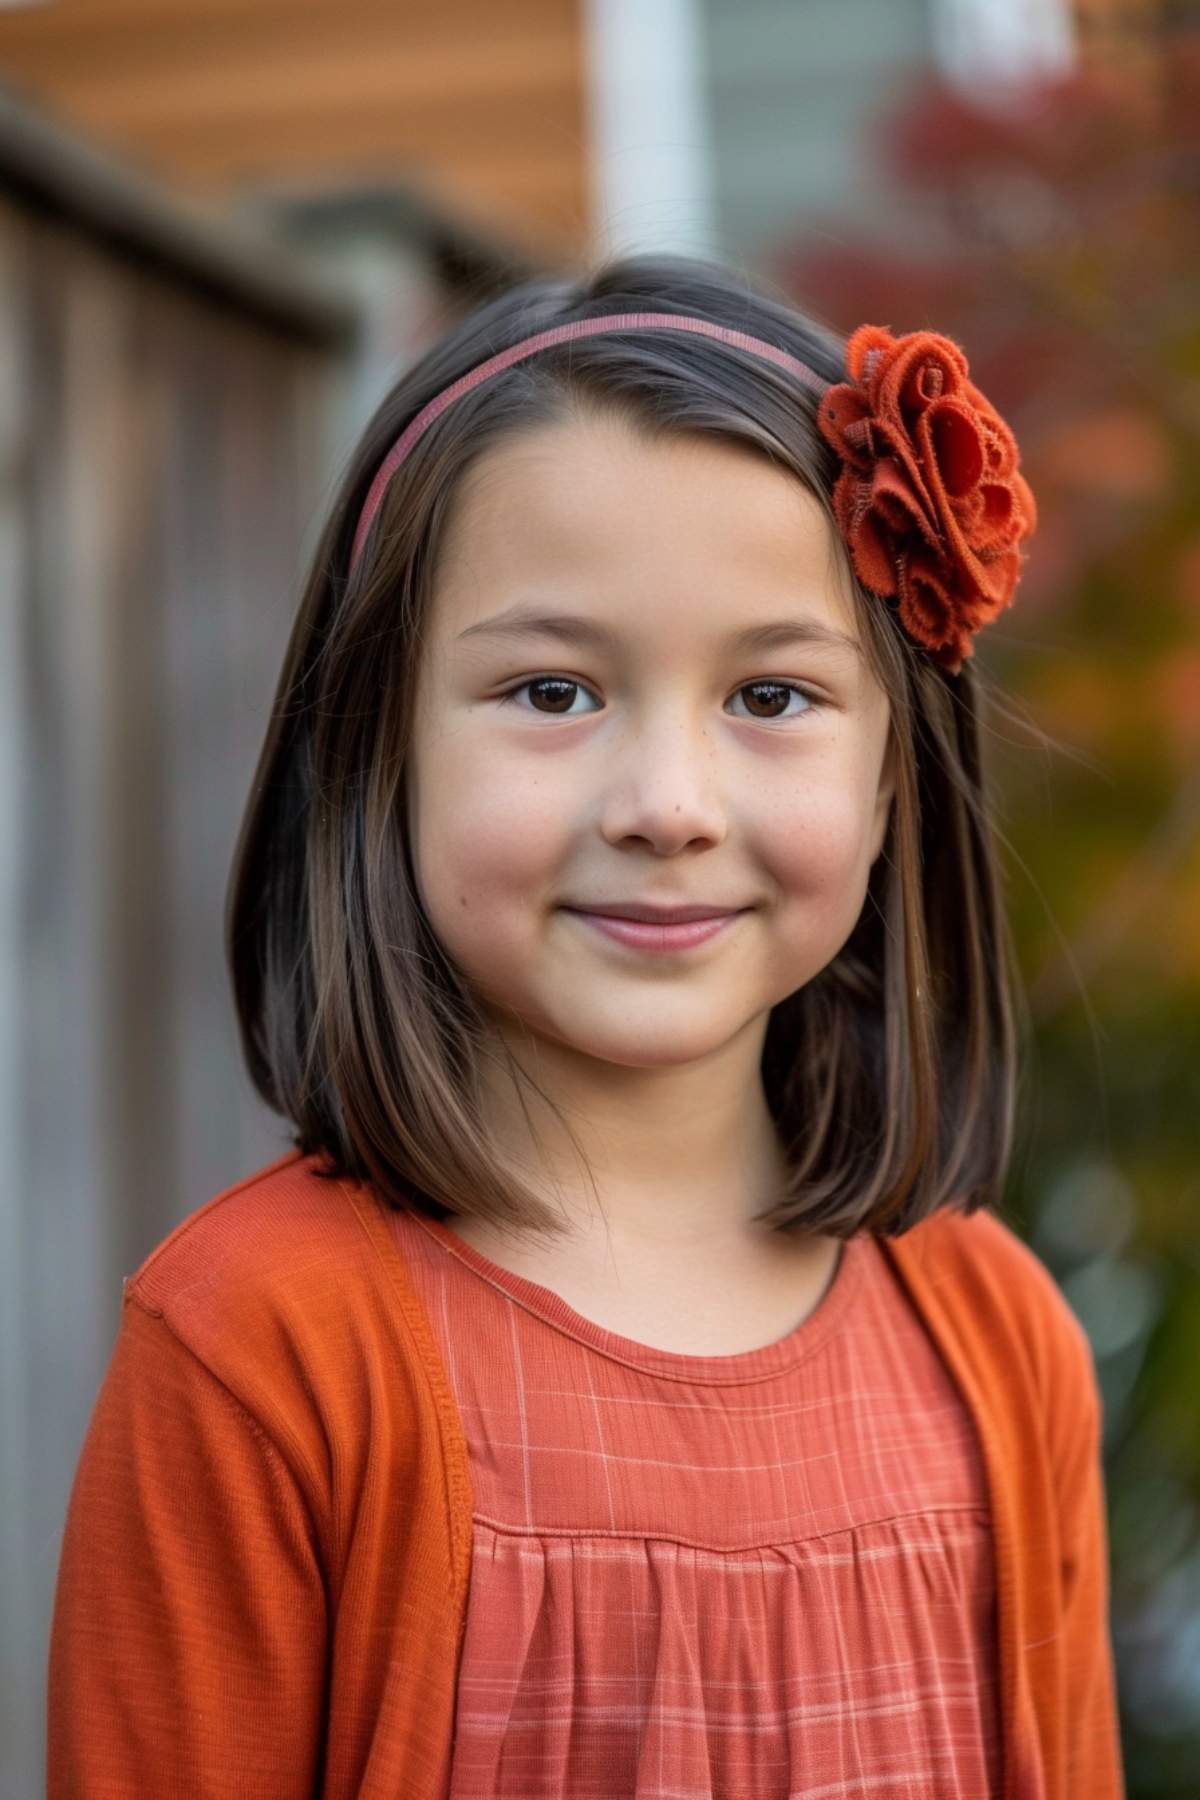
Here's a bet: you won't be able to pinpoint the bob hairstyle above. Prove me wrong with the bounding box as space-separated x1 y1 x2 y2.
226 252 1026 1244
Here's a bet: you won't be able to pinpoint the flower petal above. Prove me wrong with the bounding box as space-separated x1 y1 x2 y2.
929 401 985 496
832 472 899 596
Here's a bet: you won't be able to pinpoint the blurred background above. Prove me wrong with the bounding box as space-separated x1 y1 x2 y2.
1 0 1196 1792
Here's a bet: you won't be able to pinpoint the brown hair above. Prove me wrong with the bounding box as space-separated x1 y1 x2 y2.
226 252 1024 1243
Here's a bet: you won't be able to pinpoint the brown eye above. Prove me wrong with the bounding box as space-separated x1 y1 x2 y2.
731 681 821 722
502 677 597 716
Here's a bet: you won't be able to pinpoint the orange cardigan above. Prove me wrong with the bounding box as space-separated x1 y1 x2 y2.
47 1149 1125 1798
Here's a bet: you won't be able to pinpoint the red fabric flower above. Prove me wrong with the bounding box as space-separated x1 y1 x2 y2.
817 325 1038 672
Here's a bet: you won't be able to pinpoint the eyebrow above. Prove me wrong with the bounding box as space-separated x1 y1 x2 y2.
456 603 865 663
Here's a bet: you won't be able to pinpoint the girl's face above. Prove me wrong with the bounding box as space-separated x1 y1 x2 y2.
405 411 894 1074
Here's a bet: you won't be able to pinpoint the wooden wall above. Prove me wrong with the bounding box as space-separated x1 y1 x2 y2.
0 0 590 261
0 95 359 1794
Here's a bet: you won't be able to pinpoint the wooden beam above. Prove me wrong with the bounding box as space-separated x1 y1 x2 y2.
0 85 360 340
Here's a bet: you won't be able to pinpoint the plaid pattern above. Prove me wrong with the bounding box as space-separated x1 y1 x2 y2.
394 1209 1001 1798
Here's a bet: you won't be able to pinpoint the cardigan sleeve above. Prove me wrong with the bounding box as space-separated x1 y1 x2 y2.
47 1290 329 1798
1048 1307 1126 1797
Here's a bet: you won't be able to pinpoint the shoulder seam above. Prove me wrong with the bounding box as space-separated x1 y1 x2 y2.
122 1286 330 1558
125 1149 310 1288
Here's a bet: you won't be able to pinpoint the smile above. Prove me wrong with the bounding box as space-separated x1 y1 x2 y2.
562 909 744 952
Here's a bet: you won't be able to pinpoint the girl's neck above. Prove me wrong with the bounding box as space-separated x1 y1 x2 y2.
476 1048 799 1257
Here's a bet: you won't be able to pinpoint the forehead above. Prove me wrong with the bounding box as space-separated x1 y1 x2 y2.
432 412 860 644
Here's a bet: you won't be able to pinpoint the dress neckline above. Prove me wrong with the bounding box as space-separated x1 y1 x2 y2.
400 1209 869 1384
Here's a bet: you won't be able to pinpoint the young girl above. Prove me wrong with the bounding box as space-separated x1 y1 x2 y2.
47 254 1124 1798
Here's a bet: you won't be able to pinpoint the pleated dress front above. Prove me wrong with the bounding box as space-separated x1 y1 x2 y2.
392 1206 1001 1799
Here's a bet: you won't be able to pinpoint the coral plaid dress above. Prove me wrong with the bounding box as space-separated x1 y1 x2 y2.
396 1209 1001 1798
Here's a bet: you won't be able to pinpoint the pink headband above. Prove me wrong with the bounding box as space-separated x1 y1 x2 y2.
348 310 1038 673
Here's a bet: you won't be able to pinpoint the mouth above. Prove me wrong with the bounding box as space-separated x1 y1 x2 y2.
561 907 746 952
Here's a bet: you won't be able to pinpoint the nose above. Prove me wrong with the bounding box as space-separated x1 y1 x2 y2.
596 710 729 853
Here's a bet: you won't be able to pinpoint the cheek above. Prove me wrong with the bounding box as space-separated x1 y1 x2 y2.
758 776 878 900
410 740 567 943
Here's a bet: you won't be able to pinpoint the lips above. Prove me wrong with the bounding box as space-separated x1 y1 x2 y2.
567 909 743 952
565 904 744 924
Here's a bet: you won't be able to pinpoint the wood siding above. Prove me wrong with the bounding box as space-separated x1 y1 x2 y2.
0 0 590 259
